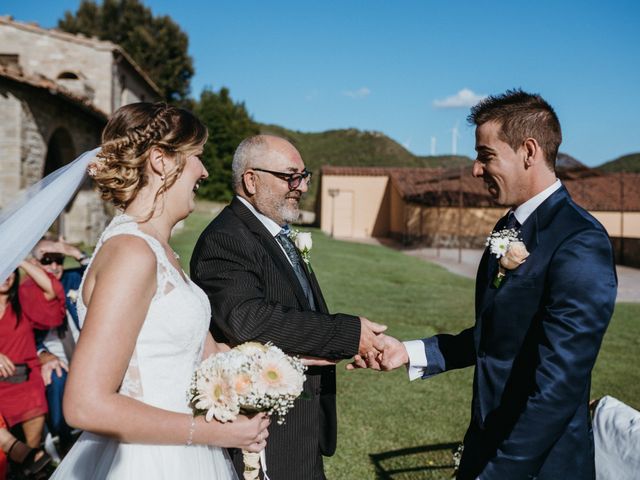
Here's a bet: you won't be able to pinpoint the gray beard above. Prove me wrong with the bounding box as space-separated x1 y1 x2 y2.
279 203 300 224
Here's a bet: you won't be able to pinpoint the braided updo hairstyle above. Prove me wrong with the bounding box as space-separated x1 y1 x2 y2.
91 102 207 211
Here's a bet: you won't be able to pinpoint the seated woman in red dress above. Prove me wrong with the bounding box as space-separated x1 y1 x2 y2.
0 260 65 449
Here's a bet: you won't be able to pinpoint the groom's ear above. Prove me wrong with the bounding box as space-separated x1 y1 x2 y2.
522 137 540 169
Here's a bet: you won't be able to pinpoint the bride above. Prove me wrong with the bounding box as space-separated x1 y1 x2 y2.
50 102 270 479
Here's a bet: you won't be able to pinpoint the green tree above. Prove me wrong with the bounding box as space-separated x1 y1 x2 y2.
58 0 194 102
194 87 260 201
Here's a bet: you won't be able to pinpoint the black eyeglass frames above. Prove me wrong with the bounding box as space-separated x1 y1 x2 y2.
251 168 312 190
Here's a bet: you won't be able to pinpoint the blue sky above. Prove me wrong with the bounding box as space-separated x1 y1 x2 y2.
4 0 639 166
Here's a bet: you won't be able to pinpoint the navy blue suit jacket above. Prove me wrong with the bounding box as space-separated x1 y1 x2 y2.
422 186 617 479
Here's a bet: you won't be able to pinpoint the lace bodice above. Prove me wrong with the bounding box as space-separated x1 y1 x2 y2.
77 214 211 413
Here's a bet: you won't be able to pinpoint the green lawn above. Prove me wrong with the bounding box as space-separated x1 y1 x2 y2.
173 205 640 479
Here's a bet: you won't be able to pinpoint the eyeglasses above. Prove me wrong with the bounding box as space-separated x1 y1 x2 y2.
39 253 65 266
251 168 312 190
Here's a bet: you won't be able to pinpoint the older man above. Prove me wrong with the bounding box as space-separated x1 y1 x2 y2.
362 90 617 480
190 135 384 479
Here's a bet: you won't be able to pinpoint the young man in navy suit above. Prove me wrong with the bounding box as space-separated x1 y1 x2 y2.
358 90 617 480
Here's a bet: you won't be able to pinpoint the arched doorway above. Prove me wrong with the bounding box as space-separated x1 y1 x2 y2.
44 128 75 176
44 128 76 236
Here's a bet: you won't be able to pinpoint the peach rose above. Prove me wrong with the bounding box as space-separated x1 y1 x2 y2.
499 241 529 270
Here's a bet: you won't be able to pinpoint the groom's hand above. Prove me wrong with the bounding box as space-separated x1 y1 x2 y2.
346 334 409 371
358 317 387 357
378 334 409 371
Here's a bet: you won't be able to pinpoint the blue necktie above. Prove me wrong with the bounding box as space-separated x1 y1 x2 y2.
505 210 520 230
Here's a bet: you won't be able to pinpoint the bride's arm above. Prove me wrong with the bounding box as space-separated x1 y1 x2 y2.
202 332 230 360
64 236 269 449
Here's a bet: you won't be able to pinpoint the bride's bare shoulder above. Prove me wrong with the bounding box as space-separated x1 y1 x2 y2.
83 234 157 301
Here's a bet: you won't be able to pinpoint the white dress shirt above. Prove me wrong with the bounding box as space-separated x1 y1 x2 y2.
404 179 562 381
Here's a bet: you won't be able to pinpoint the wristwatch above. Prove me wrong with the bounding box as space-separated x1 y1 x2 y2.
78 253 90 265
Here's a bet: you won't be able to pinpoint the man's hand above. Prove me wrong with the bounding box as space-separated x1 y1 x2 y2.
347 334 409 372
39 351 68 386
378 334 409 371
358 317 387 357
300 356 339 367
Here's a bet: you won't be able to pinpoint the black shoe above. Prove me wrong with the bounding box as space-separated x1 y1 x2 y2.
7 441 52 479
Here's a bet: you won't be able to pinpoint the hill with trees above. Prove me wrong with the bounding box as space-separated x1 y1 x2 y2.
259 124 472 209
597 153 640 173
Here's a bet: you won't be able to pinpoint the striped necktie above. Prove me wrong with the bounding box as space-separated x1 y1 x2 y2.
276 229 316 310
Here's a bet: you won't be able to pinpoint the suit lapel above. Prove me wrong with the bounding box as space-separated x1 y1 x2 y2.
476 186 567 318
302 261 328 314
230 198 311 309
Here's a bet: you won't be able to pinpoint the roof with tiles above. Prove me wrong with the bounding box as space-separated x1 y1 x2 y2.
0 62 107 120
0 15 161 97
321 165 640 211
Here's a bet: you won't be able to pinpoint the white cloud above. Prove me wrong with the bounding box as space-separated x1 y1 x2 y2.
433 88 487 108
305 89 319 101
343 87 371 99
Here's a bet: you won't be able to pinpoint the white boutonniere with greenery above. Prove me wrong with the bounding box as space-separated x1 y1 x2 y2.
288 229 313 271
486 228 529 287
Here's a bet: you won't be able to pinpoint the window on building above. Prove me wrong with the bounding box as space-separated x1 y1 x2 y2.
0 54 19 67
57 71 80 79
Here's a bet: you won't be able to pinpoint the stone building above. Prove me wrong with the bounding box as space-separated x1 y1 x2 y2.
0 16 161 244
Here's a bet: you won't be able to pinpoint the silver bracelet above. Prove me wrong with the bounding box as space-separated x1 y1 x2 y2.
186 416 196 446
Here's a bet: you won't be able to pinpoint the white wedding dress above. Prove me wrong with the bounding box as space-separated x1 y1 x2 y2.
51 215 238 479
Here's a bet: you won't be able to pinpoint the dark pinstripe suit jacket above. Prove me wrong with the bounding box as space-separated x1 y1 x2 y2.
190 196 361 479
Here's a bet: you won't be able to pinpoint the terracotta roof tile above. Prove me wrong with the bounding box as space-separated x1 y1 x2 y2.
321 165 640 211
0 63 107 120
0 16 161 97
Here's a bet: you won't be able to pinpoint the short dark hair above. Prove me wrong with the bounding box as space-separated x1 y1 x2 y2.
468 89 562 170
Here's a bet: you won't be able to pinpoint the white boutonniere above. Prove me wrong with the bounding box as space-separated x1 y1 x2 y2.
288 229 313 271
67 289 78 303
486 228 529 287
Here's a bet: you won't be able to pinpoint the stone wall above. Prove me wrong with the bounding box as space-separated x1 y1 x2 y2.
0 78 107 244
0 19 159 115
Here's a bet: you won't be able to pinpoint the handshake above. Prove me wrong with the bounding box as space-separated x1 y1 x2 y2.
347 317 409 371
301 317 409 371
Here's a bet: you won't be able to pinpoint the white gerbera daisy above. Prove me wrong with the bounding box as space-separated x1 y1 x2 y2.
257 351 304 396
193 368 239 422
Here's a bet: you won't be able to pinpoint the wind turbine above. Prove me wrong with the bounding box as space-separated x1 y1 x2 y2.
430 136 437 155
451 122 461 155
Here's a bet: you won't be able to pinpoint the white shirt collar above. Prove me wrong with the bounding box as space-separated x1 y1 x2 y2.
513 179 562 225
237 195 283 237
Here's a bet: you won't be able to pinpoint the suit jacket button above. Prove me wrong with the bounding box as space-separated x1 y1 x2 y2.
478 350 486 358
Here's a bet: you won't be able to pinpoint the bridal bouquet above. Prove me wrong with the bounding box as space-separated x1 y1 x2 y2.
189 342 306 480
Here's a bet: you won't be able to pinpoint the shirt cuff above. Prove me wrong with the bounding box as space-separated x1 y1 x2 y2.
404 340 427 381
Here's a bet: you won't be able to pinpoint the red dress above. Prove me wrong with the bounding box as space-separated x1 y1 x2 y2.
0 274 65 427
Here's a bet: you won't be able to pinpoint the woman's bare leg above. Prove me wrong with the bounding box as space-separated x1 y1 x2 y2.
21 415 45 449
